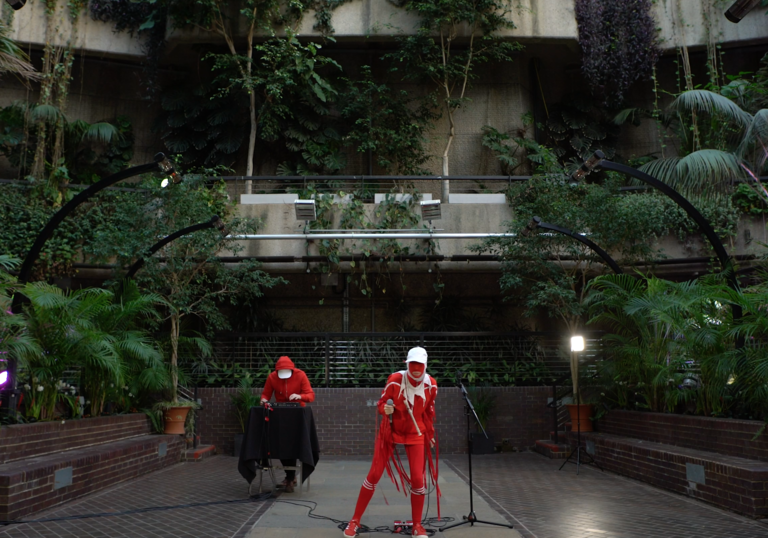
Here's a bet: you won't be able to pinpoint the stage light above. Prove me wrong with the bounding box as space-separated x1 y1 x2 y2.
155 153 182 187
294 199 317 222
521 216 542 237
211 215 227 236
4 0 26 10
571 151 604 181
725 0 760 23
420 200 442 221
571 336 585 352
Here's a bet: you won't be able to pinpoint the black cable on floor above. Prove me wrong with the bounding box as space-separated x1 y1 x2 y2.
0 491 276 526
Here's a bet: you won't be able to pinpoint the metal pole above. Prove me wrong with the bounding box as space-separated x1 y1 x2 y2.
228 232 521 240
125 217 221 279
532 217 623 274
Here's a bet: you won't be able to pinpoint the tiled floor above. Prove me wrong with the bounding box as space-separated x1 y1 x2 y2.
444 453 768 538
1 453 767 538
0 457 271 538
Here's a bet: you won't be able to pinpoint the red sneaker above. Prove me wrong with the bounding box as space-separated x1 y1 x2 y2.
412 523 428 538
343 519 360 537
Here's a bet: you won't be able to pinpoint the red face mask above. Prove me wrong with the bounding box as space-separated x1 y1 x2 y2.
407 361 424 381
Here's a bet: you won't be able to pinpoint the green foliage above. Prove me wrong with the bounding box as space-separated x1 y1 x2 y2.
467 387 496 431
87 173 286 402
18 281 165 420
154 82 248 167
230 373 261 433
482 123 563 175
732 183 768 215
386 0 523 174
341 66 438 175
585 273 768 420
0 102 133 186
542 92 622 164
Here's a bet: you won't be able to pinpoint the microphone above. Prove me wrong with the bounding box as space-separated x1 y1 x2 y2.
386 399 394 425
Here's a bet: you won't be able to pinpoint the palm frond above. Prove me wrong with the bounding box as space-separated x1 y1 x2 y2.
30 104 65 124
82 122 121 144
671 90 753 131
639 150 741 198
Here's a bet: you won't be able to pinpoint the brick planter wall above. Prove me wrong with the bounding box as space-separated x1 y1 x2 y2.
0 414 151 464
197 386 551 456
597 410 768 462
0 435 184 521
580 432 768 518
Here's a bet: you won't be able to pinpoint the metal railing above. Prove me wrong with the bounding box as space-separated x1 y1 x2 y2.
188 331 604 388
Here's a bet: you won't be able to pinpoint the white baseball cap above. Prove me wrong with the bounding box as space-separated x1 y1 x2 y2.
405 346 428 364
277 369 293 379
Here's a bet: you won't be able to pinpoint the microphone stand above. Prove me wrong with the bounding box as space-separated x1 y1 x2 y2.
440 379 513 533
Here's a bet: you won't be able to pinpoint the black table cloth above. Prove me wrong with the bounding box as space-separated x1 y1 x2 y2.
237 406 320 484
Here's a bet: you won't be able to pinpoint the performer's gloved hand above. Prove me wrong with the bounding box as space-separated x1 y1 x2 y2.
384 404 394 415
430 438 435 448
260 398 268 404
289 394 302 401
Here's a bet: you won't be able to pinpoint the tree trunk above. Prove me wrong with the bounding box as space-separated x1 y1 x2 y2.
441 110 454 201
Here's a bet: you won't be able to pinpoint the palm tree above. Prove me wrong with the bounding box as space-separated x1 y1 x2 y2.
20 282 166 419
0 21 40 84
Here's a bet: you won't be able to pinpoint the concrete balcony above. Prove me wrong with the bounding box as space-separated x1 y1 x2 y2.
8 0 143 59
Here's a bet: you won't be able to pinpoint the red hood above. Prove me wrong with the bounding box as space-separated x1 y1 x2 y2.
275 356 295 371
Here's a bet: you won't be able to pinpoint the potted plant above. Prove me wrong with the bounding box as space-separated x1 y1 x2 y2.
231 374 261 457
468 387 497 454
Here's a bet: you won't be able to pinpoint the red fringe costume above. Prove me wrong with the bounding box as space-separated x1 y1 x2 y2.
346 365 441 536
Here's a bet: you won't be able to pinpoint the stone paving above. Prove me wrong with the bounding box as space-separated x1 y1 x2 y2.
446 453 768 538
0 453 766 538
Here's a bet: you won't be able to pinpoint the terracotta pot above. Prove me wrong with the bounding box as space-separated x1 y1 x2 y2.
163 406 191 435
566 403 594 432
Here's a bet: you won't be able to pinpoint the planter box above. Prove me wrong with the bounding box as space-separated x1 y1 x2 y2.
234 433 244 458
240 193 299 204
0 414 151 464
597 410 768 461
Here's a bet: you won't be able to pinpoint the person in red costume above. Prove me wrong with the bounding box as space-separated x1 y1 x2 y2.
260 355 315 492
343 347 439 538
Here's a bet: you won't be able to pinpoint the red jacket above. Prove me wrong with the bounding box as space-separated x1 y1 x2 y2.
377 371 437 445
261 356 315 403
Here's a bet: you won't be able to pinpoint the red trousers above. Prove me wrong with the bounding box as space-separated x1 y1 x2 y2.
351 443 427 524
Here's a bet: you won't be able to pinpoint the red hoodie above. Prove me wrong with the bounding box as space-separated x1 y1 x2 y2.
261 356 315 404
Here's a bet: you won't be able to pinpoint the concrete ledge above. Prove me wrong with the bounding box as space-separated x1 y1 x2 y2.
579 432 768 518
0 414 152 464
0 434 184 521
448 193 507 204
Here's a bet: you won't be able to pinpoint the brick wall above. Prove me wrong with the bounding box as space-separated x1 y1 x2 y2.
0 414 151 464
0 435 184 521
197 386 552 456
581 432 768 518
597 410 768 462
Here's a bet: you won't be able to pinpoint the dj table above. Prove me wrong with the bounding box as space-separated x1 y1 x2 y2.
237 405 320 485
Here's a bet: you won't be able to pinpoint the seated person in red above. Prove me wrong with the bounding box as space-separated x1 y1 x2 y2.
260 355 315 493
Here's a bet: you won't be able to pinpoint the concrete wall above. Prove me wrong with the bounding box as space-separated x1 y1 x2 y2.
4 0 143 60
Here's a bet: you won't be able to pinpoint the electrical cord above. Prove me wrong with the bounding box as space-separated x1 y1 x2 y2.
0 491 276 527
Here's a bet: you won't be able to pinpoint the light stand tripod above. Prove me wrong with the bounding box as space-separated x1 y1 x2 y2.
559 345 602 475
440 375 513 533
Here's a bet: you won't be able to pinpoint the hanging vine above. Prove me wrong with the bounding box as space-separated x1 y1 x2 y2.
575 0 660 108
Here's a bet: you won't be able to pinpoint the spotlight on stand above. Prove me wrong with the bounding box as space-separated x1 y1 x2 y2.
572 151 604 182
420 199 441 224
155 153 182 188
4 0 26 10
521 216 542 237
294 199 317 222
725 0 760 23
211 215 227 236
